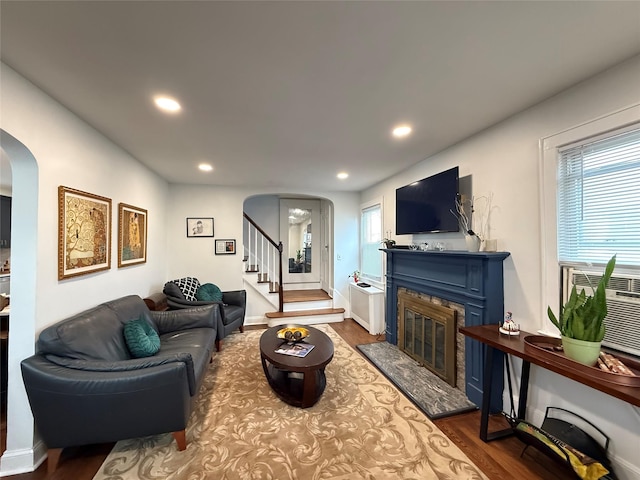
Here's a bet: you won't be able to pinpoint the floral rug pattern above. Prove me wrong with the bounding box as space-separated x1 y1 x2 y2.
93 326 487 480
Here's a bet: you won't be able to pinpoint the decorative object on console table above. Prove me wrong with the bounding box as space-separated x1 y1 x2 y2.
58 186 112 280
547 255 616 366
117 203 147 268
215 239 236 255
499 311 520 336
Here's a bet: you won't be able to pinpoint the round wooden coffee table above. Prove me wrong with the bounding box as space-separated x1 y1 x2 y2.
260 325 334 408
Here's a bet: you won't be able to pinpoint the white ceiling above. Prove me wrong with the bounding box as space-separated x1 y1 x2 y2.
1 1 639 192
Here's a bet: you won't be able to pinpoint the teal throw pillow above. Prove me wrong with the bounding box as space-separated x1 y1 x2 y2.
124 317 160 358
196 283 223 302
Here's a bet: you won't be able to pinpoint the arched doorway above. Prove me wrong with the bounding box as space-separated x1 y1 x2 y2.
0 130 41 475
243 194 334 294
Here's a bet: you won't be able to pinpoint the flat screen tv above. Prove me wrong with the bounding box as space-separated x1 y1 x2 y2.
396 166 459 234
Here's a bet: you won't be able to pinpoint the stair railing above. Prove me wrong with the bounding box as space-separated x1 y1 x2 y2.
243 212 284 312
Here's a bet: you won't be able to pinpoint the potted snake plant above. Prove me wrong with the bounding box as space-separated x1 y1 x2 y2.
547 254 616 366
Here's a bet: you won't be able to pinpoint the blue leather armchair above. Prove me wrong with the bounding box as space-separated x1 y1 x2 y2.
163 277 246 351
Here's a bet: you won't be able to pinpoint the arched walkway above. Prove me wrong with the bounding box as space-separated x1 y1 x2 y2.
0 130 43 476
243 194 334 294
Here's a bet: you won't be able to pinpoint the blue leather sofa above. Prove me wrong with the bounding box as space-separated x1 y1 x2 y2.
21 295 217 473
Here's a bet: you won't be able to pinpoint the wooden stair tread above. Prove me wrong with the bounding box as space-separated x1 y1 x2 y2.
265 308 345 319
283 289 331 303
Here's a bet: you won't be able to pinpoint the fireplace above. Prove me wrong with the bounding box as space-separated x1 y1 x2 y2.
398 291 457 386
383 249 510 410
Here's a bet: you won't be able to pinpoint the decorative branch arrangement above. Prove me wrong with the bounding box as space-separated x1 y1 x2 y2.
472 192 494 241
450 196 474 236
450 192 494 241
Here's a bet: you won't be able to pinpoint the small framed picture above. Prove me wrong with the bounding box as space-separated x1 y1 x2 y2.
215 239 236 255
186 217 214 237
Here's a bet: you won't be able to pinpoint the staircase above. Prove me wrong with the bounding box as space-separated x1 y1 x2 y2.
264 289 344 327
243 213 344 326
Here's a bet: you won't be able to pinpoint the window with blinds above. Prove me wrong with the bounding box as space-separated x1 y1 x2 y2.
557 126 640 267
361 202 382 282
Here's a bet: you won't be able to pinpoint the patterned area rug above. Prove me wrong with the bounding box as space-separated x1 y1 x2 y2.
92 326 487 480
357 341 477 419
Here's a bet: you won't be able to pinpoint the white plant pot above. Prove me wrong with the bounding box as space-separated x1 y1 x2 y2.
465 235 481 252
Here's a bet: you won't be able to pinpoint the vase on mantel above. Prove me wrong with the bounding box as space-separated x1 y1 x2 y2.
465 234 481 252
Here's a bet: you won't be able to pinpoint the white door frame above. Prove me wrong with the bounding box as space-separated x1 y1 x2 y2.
320 200 332 293
280 198 321 286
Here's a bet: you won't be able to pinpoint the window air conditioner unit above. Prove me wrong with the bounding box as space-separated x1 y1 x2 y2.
564 267 640 357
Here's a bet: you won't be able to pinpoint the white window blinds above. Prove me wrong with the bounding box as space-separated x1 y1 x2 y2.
361 203 382 281
557 126 640 266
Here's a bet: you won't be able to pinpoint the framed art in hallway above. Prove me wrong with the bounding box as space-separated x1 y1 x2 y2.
58 186 112 280
118 203 147 268
215 239 236 255
187 217 214 237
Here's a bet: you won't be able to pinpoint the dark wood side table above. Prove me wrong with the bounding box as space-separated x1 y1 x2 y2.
144 292 169 311
260 325 334 408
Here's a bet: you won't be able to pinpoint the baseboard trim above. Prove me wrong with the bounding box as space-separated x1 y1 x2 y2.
244 315 268 326
0 440 47 477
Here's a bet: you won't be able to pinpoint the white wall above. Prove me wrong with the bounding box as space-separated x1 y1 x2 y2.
0 63 169 475
244 194 280 241
166 185 359 318
361 55 640 479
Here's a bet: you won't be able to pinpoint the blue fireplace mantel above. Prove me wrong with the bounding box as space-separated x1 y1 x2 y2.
383 249 510 411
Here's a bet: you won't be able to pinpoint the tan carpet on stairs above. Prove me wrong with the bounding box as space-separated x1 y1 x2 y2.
92 325 487 480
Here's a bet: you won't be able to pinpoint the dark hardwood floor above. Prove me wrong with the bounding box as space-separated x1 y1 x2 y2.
2 319 574 480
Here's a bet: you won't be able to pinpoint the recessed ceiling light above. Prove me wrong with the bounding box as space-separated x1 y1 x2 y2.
392 124 412 138
198 163 213 172
154 96 181 113
337 172 349 180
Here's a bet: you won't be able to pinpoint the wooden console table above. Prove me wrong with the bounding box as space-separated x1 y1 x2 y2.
460 324 640 442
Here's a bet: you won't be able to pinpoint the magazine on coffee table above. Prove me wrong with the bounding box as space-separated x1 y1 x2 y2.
275 342 315 358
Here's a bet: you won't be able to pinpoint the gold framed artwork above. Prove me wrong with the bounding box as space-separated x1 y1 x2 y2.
118 203 148 268
58 186 112 280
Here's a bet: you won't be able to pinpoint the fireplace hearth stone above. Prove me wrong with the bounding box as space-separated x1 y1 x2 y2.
357 341 477 419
